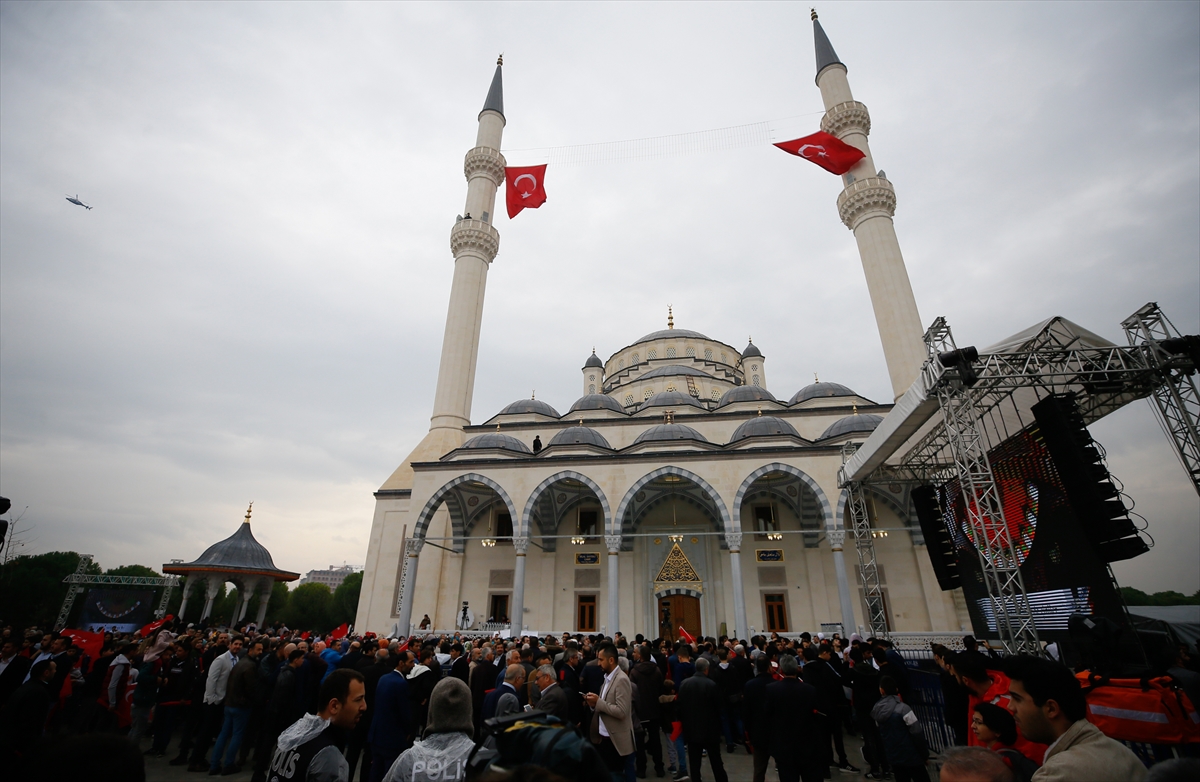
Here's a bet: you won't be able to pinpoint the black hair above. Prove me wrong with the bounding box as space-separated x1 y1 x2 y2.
880 675 899 696
596 641 617 659
755 655 771 674
30 659 55 680
802 646 818 662
318 668 365 712
953 653 991 684
973 701 1018 745
288 649 306 663
1005 655 1086 722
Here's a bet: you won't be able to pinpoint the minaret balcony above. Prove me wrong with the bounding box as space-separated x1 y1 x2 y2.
837 176 897 230
450 219 501 262
463 146 507 186
821 100 872 139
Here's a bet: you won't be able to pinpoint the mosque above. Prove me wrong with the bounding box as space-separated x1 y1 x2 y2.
355 14 970 640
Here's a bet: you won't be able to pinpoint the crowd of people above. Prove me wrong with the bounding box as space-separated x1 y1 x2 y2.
1 617 1197 782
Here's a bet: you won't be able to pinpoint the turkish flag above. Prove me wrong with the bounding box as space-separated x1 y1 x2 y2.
677 626 696 646
139 614 173 638
330 623 349 640
62 628 104 662
504 164 548 219
774 131 865 175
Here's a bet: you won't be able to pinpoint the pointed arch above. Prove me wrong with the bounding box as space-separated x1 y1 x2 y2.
521 471 611 540
614 466 732 551
414 473 519 553
733 463 834 533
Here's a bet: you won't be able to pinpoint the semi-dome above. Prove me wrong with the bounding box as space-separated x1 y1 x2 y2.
742 340 762 358
716 385 777 408
548 425 612 449
638 364 714 381
498 398 561 418
729 416 800 442
820 413 884 440
636 390 706 411
634 328 709 344
633 423 709 444
790 381 857 405
460 433 533 454
583 351 604 369
568 394 626 414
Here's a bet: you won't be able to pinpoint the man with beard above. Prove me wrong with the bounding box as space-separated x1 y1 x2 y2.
267 668 366 782
468 646 497 734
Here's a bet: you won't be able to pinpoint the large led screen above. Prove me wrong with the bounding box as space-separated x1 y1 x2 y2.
77 588 157 633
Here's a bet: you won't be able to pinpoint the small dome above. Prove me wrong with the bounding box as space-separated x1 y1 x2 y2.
498 398 561 418
637 390 706 412
633 423 709 444
635 328 709 344
460 433 533 454
790 381 857 405
548 426 612 449
716 385 777 408
638 364 714 381
584 352 604 369
820 413 884 440
730 416 800 442
742 341 762 358
568 394 626 414
189 523 282 571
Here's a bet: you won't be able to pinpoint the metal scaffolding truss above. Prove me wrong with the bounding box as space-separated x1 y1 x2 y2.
1122 303 1200 494
842 443 888 637
54 554 180 631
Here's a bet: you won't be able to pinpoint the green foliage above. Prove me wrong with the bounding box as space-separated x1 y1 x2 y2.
104 564 162 578
0 551 100 630
331 571 363 627
285 582 333 633
267 581 290 622
1120 587 1200 606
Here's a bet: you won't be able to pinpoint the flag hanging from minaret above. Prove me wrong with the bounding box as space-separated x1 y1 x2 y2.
504 164 548 218
774 130 864 175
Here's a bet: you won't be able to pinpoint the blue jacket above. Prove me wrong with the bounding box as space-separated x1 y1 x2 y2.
368 670 412 754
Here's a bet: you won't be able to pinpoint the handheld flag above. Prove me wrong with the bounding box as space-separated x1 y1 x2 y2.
61 628 104 661
139 614 174 638
330 623 349 640
505 164 548 218
678 626 696 646
774 130 864 175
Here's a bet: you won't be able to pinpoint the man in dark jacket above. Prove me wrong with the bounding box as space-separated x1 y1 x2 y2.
743 656 775 782
0 639 32 707
449 643 469 683
468 647 498 734
368 651 414 782
209 638 264 774
802 644 856 772
252 648 304 782
677 658 729 782
850 646 886 777
0 658 55 772
766 655 821 782
630 644 665 778
407 645 441 734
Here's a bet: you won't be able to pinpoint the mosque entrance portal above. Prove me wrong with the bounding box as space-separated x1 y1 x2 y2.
659 595 701 643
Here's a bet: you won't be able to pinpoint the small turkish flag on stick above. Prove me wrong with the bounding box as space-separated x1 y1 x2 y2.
678 626 696 646
505 164 548 218
774 130 865 175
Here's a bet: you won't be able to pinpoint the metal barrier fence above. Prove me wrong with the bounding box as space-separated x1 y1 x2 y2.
907 667 957 755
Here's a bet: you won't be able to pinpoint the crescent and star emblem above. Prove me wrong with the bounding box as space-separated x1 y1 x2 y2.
798 144 828 159
514 173 538 198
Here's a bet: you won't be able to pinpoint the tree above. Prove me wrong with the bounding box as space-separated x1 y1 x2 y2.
331 571 363 627
1120 587 1200 606
285 583 333 633
105 564 161 578
0 552 100 630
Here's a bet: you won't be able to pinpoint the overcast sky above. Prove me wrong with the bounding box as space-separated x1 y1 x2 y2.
2 1 1197 595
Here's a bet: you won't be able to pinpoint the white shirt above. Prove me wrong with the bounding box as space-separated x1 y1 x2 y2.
598 667 618 738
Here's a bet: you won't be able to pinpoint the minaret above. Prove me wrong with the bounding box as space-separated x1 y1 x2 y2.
812 11 925 399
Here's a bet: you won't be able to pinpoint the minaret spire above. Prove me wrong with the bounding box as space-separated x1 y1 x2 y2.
481 55 504 119
812 12 925 399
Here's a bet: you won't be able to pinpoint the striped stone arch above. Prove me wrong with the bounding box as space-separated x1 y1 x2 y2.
520 471 611 540
614 466 733 552
414 473 519 553
732 463 833 532
654 585 704 599
835 485 917 538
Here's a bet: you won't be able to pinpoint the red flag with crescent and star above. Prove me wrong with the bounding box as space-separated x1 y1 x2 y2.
504 164 548 218
774 130 865 175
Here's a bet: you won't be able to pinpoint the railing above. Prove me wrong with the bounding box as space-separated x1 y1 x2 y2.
908 668 957 755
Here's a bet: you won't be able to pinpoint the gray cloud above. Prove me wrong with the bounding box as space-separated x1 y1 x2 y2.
1 2 1196 592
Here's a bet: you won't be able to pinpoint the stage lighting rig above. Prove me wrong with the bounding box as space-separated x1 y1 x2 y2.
937 345 980 388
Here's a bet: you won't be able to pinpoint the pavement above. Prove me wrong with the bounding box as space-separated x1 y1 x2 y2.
143 730 908 782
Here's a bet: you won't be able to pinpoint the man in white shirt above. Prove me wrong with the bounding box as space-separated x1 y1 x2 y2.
188 635 244 772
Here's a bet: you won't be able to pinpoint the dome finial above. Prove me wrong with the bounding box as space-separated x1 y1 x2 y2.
531 389 535 400
496 422 501 432
667 305 674 329
579 418 584 427
757 406 762 416
814 372 820 383
853 404 859 415
810 8 818 21
244 502 253 524
497 53 503 66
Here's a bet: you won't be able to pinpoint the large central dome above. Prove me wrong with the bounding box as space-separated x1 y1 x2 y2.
634 327 709 344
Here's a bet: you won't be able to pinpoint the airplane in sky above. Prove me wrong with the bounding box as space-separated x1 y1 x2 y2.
65 194 92 210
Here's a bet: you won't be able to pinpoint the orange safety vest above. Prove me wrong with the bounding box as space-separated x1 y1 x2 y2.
1077 672 1200 745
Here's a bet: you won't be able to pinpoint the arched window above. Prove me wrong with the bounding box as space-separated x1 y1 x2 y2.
666 347 676 358
648 349 657 360
589 384 596 394
753 375 760 386
625 394 635 406
704 348 713 360
686 347 696 357
632 353 639 364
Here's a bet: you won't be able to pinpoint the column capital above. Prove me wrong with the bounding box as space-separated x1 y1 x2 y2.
725 532 743 551
827 528 846 550
463 146 507 187
821 100 871 138
604 534 622 553
837 176 897 230
449 219 500 263
513 536 529 554
405 538 425 556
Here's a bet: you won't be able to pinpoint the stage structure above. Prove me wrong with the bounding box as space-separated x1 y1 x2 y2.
163 504 300 627
54 554 179 632
839 302 1200 654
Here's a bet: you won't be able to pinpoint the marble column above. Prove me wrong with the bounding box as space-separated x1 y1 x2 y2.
235 578 257 624
828 529 857 635
510 537 528 633
177 577 194 622
396 538 424 638
605 535 622 634
201 574 223 621
726 533 748 642
255 579 274 627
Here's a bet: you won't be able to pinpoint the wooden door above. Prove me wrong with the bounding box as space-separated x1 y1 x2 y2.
577 595 596 632
658 595 702 642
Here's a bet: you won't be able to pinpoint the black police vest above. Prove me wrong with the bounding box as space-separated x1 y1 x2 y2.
267 726 338 782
